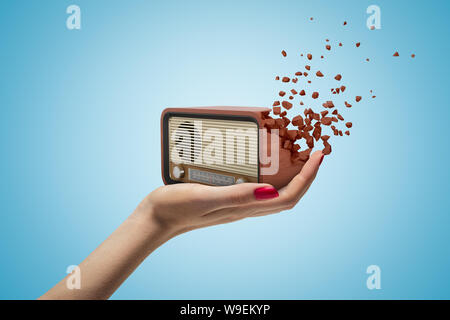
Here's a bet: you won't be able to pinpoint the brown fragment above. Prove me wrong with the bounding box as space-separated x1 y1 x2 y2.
340 85 346 92
299 90 306 96
320 111 328 117
275 76 280 80
280 111 287 117
332 109 338 115
292 115 304 126
292 78 298 83
282 101 293 110
282 77 290 83
355 96 362 102
289 96 294 100
372 95 376 98
345 131 350 136
337 114 344 121
279 91 286 97
343 21 347 25
331 117 338 123
393 51 399 57
281 50 287 57
321 135 330 141
370 25 375 30
273 106 281 114
292 144 300 152
345 101 352 108
321 117 332 125
297 148 312 161
295 71 302 76
334 74 342 81
411 54 415 58
273 101 280 107
305 65 311 70
322 141 332 155
326 45 331 50
356 42 361 47
312 92 319 99
291 89 297 95
299 101 304 106
312 126 322 141
339 43 342 47
316 71 324 77
307 53 312 60
303 72 308 77
345 122 352 128
286 130 297 141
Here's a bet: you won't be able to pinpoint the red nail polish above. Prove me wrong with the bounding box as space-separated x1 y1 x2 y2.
254 186 279 200
319 154 324 166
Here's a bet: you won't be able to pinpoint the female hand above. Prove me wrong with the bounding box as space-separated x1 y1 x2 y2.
40 150 323 300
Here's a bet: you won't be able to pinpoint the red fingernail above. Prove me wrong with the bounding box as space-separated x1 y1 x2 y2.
254 186 279 200
319 154 324 166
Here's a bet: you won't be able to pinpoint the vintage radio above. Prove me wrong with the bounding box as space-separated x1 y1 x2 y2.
161 107 306 189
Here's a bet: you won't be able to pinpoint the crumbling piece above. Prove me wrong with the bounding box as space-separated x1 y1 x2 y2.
393 51 399 57
295 71 302 76
334 74 342 81
275 76 280 80
292 115 304 126
312 92 319 99
345 131 350 136
345 122 352 128
316 71 324 77
273 106 281 114
282 50 287 57
356 42 361 47
326 45 331 50
345 101 352 108
307 53 312 60
299 90 306 96
322 141 332 155
273 101 280 107
291 89 297 95
279 91 286 97
321 117 332 125
355 96 362 102
305 65 311 70
282 101 293 110
282 77 290 82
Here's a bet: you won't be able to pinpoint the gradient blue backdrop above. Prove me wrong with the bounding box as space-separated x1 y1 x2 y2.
0 0 449 299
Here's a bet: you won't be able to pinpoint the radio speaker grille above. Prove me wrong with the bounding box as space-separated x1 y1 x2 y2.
168 116 258 178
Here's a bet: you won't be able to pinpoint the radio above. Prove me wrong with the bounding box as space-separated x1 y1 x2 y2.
161 107 308 189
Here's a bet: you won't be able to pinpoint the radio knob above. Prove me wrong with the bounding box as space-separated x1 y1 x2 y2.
235 178 246 184
172 165 185 179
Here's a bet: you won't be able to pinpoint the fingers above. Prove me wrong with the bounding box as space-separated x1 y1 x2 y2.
202 151 324 223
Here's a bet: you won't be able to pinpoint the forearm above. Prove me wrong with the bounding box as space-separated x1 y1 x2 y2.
39 210 175 300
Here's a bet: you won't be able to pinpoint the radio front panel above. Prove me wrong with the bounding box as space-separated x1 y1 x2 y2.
166 115 259 186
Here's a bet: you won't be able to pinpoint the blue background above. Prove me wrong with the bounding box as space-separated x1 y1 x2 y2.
0 0 449 299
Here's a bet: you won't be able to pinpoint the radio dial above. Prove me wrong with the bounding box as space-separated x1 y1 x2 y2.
172 165 185 179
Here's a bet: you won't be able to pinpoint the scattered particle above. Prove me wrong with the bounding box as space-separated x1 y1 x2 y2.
307 53 312 60
340 85 346 92
345 131 350 136
334 74 342 81
343 21 347 26
282 101 293 110
411 54 415 58
312 92 319 99
345 101 352 108
273 106 281 114
370 25 375 30
299 90 306 96
345 122 352 128
366 58 370 62
339 43 342 47
282 77 290 82
305 65 311 70
279 91 286 97
316 71 324 77
273 101 280 107
281 50 287 57
295 71 302 76
289 95 294 100
393 51 399 57
290 89 297 95
326 45 331 50
355 96 362 102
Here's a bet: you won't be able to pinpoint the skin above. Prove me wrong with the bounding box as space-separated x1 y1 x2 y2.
39 151 324 300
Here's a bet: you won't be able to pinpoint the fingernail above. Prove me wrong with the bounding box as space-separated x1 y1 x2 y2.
254 186 279 200
319 154 324 166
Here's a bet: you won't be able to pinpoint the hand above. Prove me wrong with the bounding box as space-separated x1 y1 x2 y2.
133 151 324 236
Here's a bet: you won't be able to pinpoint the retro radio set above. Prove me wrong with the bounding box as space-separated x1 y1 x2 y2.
160 107 306 189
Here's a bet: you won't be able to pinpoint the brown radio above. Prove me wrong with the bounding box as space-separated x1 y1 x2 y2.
161 107 308 189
